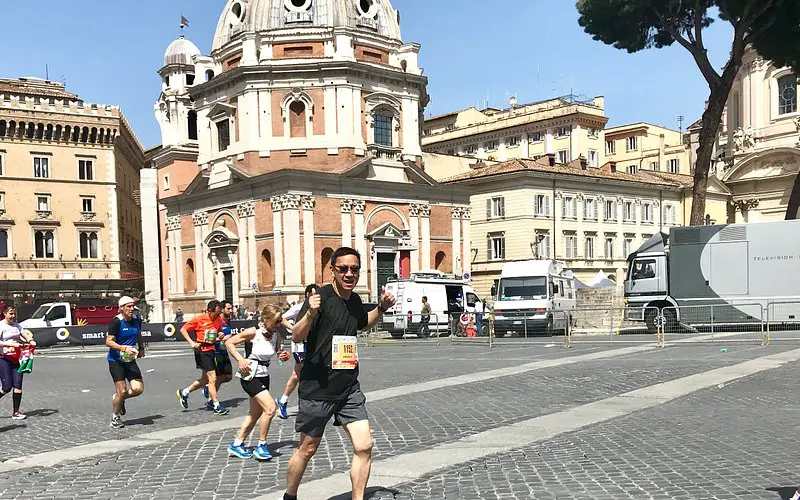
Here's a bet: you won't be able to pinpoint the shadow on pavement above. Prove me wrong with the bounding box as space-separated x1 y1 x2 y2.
25 408 59 418
268 439 298 457
0 424 26 433
766 486 799 499
125 414 165 426
221 397 247 408
327 487 401 500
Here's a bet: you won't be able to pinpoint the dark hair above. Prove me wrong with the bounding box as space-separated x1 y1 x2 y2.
206 300 221 312
330 247 361 266
304 284 317 296
422 296 427 301
0 302 15 316
222 300 233 309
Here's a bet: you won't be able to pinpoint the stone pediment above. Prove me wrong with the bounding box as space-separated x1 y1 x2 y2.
723 147 800 183
368 222 407 239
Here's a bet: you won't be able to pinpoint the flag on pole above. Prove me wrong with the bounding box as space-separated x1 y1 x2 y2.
180 15 189 28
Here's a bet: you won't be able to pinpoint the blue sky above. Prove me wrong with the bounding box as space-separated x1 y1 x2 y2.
3 0 734 149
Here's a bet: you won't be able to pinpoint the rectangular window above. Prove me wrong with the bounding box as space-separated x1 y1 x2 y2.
626 136 639 151
464 144 477 155
668 158 680 173
536 232 551 259
623 201 635 221
0 154 4 175
34 230 55 259
605 200 617 221
627 164 638 174
584 198 597 220
665 205 676 224
79 231 99 259
78 159 94 180
605 237 614 260
623 237 634 257
0 228 8 258
216 120 230 151
488 234 505 261
374 114 393 147
0 192 4 209
642 203 653 223
81 197 94 213
557 149 570 164
506 136 520 147
528 131 543 143
650 161 660 171
605 140 616 155
563 196 577 219
588 149 598 168
534 194 550 217
555 126 571 138
564 234 578 259
486 197 505 219
37 195 50 212
33 157 50 178
485 140 498 151
585 235 595 259
163 174 170 191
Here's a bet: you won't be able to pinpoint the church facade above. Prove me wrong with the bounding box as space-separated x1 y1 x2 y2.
145 0 469 318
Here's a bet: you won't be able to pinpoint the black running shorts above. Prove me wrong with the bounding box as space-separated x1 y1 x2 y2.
240 376 270 398
109 360 143 383
194 350 217 372
295 389 368 438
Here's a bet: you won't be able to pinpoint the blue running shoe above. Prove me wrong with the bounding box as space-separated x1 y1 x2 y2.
205 400 215 410
202 386 209 400
213 404 230 416
276 397 289 420
253 444 273 461
176 389 189 410
227 443 253 459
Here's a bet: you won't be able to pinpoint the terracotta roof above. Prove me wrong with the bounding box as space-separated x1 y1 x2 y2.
0 78 78 100
440 157 689 189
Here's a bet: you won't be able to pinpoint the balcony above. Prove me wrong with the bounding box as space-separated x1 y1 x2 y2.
285 11 312 23
367 144 403 162
0 258 115 270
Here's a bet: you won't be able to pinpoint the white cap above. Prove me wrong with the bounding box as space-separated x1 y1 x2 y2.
118 296 136 308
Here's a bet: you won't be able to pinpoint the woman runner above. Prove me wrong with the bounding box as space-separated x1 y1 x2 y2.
0 304 36 419
225 304 290 460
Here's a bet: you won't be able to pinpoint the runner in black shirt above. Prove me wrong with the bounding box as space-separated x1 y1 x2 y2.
283 247 395 500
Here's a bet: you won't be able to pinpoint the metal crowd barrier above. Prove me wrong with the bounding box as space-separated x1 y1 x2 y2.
765 301 800 345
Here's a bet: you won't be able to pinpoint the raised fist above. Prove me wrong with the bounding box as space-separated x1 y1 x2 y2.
308 289 321 317
379 287 396 310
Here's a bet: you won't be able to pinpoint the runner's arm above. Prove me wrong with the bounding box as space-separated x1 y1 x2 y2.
105 319 131 353
224 328 256 366
180 320 200 349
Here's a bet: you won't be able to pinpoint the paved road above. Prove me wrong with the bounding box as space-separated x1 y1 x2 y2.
0 338 798 499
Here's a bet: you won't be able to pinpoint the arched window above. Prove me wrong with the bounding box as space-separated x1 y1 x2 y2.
289 101 307 138
90 127 98 143
71 126 80 142
188 110 198 140
81 127 89 143
54 125 62 141
260 249 273 288
0 229 7 258
35 123 44 140
6 121 15 137
79 232 98 259
373 112 393 146
185 259 197 293
321 247 334 275
26 122 35 139
205 69 215 81
0 120 6 137
45 124 54 141
778 74 798 115
434 251 446 271
34 230 54 258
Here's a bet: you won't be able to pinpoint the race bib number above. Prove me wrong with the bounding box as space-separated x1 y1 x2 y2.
203 329 218 343
331 336 358 370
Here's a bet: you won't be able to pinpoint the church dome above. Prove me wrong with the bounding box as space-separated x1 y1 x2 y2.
164 36 202 66
212 0 402 52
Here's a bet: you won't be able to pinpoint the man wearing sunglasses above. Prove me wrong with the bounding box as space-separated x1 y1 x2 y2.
283 247 395 500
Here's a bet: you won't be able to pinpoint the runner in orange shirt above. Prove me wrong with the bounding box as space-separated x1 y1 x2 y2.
176 300 229 415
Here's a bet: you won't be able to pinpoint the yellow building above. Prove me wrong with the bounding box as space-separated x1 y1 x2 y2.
422 94 609 169
603 122 692 176
436 154 730 298
0 77 145 304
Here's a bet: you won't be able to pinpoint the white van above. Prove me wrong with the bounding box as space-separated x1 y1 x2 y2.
492 260 576 337
382 271 487 338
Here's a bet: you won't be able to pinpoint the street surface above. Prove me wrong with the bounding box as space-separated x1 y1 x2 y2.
0 334 798 499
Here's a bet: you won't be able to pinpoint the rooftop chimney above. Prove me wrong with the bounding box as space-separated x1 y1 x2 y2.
547 153 556 166
579 155 588 170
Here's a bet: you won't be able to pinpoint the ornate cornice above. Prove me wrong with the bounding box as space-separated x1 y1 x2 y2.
192 211 208 227
237 201 255 218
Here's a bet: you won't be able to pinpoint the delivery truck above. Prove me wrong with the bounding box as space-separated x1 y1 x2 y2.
624 219 800 332
20 302 119 328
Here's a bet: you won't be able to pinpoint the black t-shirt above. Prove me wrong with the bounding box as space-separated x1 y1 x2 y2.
298 284 368 400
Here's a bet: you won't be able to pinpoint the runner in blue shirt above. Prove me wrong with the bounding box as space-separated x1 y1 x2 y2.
106 296 145 429
203 301 235 409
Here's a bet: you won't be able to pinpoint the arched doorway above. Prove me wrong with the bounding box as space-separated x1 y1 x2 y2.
260 249 273 289
205 228 240 304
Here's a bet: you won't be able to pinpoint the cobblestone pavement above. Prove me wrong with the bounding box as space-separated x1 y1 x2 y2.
0 341 797 499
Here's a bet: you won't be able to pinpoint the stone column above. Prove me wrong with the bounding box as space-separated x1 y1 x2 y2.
352 200 367 262
409 204 420 273
301 195 316 286
171 216 184 295
192 211 208 293
420 204 431 270
742 67 752 128
282 194 302 289
616 196 624 259
461 207 471 277
271 197 285 288
237 201 256 291
341 200 353 248
451 206 462 275
167 216 181 294
230 249 241 305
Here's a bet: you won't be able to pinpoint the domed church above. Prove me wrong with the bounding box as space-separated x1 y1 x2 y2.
146 0 470 315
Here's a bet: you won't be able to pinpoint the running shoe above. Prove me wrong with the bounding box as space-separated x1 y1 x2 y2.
202 386 209 400
213 405 230 416
253 444 273 461
276 397 289 420
176 389 189 410
205 400 215 410
11 412 26 420
113 394 127 416
110 415 124 428
227 443 253 459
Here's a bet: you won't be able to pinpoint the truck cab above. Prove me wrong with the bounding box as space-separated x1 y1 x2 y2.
492 260 576 337
624 232 676 331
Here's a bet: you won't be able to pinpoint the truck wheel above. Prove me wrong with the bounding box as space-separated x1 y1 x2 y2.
390 332 404 339
645 310 658 334
494 330 506 338
481 323 490 337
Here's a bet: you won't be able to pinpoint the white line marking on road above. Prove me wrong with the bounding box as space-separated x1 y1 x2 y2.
256 347 800 500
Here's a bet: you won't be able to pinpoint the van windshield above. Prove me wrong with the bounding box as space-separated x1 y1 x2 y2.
29 305 49 320
498 277 548 301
